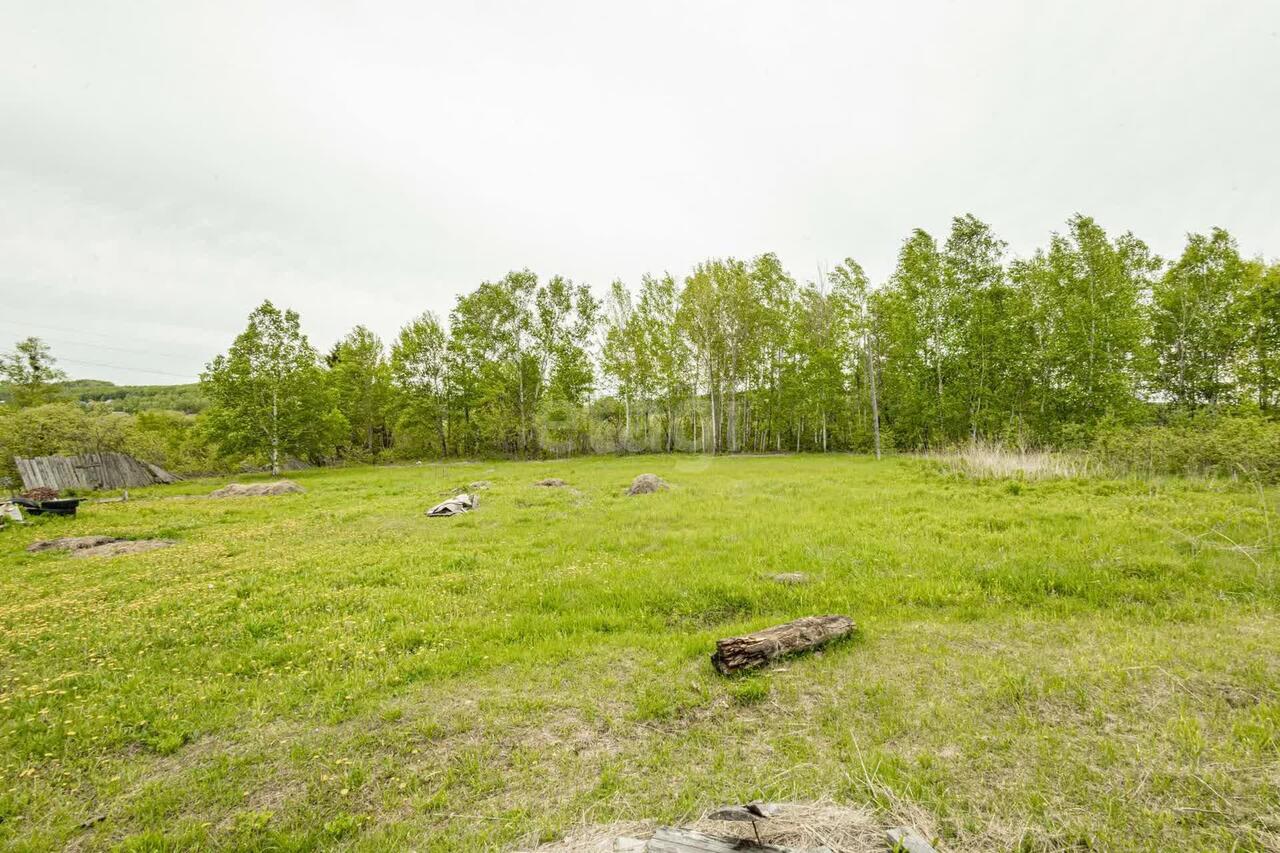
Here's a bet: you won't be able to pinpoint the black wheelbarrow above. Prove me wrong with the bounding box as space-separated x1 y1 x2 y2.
13 497 83 517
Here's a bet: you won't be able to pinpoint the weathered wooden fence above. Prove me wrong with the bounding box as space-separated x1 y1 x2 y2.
15 453 179 491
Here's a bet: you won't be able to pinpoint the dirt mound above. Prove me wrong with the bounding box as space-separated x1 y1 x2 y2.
26 536 174 558
27 535 120 554
535 478 568 487
627 473 669 495
210 480 305 498
772 572 810 585
21 487 60 502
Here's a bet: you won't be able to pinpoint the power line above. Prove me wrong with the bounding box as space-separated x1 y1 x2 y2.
0 316 221 342
53 356 198 381
0 330 192 361
0 317 223 352
0 317 152 341
0 318 207 371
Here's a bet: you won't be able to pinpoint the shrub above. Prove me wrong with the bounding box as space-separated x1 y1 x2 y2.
1091 412 1280 482
0 403 226 485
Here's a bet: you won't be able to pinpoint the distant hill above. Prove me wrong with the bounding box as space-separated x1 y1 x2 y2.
0 379 207 413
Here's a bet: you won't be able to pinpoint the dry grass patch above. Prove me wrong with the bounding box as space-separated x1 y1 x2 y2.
932 442 1090 480
210 480 306 497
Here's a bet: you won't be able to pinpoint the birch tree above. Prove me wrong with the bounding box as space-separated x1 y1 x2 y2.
1235 259 1280 412
390 312 451 455
636 273 690 451
875 230 947 447
678 263 727 452
0 337 66 408
1150 228 1245 407
202 301 344 474
329 325 392 458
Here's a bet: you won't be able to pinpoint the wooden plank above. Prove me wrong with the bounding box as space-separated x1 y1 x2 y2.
15 458 35 489
706 803 781 822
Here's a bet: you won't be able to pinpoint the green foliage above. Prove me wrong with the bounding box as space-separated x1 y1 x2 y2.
328 325 393 460
1236 259 1280 411
0 403 222 483
1149 228 1246 407
445 270 598 458
72 381 207 414
128 410 224 475
1011 216 1158 441
201 301 346 474
10 217 1279 470
0 379 207 413
0 337 67 408
0 403 117 482
874 228 948 448
389 312 451 457
1092 411 1280 481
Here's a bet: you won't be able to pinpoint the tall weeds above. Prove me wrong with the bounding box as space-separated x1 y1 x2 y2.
931 441 1090 480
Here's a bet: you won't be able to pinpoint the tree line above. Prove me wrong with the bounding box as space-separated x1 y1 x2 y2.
192 214 1277 472
5 213 1277 477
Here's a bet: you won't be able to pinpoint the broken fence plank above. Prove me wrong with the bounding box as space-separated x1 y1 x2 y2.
711 615 855 675
15 452 179 491
706 802 782 822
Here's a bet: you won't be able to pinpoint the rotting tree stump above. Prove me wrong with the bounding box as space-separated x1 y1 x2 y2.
711 615 855 675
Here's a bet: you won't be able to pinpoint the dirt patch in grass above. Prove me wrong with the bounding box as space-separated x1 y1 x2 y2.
27 535 121 554
536 478 568 488
72 540 175 559
27 536 175 558
210 481 305 497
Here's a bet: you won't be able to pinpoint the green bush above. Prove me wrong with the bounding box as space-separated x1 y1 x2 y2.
0 403 226 485
1091 412 1280 482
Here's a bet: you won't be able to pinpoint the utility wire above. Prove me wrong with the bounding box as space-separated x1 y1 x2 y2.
52 356 198 381
0 317 157 341
0 330 191 361
0 316 220 341
0 317 207 372
0 317 222 354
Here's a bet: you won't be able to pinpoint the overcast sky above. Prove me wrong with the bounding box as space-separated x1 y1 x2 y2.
4 1 1278 384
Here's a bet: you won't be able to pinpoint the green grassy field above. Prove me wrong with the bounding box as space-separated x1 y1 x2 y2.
2 455 1278 851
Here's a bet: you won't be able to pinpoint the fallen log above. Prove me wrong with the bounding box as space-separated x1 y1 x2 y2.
711 615 855 675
